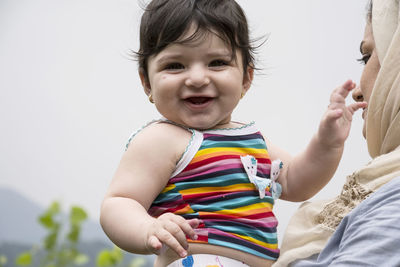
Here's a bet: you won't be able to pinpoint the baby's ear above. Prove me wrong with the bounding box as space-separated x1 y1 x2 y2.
243 66 254 91
139 69 151 95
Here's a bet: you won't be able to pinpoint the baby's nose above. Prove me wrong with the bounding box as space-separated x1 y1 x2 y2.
185 66 210 88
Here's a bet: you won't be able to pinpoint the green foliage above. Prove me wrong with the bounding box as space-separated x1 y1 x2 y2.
14 201 149 267
96 246 123 267
129 258 146 267
95 247 148 267
95 245 148 267
73 254 89 266
0 255 7 267
38 202 60 229
16 201 89 267
70 207 87 224
15 252 32 266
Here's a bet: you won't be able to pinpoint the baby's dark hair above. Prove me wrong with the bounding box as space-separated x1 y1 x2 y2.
136 0 256 81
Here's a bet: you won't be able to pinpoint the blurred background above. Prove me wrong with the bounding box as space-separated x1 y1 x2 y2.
0 0 370 266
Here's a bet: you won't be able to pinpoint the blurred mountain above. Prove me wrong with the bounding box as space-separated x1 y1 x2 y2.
0 187 108 244
0 187 46 244
0 187 155 266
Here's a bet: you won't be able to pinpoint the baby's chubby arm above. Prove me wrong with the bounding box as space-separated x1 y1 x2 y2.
100 123 200 258
269 80 367 201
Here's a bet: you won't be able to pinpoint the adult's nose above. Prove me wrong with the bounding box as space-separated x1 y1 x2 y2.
352 85 364 102
185 65 210 88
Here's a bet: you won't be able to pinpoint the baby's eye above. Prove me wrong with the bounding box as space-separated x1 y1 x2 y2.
357 54 371 65
209 59 229 67
164 63 184 70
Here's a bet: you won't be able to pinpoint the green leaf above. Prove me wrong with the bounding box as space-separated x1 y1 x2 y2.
43 231 58 250
96 247 123 267
67 224 80 243
74 253 89 265
38 213 54 229
70 206 87 224
48 201 61 215
0 255 8 265
15 252 32 266
96 250 114 267
111 246 123 263
130 257 147 267
38 202 61 229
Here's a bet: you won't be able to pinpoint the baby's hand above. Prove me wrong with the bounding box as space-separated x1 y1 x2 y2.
145 213 200 258
318 80 367 148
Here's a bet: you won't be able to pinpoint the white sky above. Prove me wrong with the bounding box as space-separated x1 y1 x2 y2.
0 0 370 243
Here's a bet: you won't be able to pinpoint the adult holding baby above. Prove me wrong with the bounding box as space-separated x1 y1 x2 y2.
274 0 400 266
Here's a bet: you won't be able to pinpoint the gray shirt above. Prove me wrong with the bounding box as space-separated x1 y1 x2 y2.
292 175 400 267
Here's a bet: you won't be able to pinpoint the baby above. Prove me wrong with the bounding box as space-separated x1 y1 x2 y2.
100 0 366 266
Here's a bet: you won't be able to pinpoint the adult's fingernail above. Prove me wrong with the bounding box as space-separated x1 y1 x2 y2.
180 251 187 257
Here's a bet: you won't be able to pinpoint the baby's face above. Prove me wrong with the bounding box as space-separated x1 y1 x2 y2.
140 28 253 130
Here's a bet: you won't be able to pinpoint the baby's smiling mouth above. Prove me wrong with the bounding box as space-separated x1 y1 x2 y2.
185 97 213 105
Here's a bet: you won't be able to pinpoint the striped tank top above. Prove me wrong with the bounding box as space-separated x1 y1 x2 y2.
146 121 280 260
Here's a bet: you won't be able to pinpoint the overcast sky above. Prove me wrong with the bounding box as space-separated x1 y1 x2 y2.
0 0 370 242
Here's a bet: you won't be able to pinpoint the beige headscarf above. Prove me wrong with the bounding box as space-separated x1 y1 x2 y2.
274 1 400 266
368 0 400 156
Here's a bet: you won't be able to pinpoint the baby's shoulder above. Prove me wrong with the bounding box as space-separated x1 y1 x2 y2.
126 121 193 160
133 120 192 142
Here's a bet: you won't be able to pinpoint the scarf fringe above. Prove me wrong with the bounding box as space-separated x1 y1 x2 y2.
314 173 373 230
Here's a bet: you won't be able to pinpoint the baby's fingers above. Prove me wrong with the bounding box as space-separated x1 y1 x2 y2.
149 215 200 257
183 218 200 240
324 109 344 122
156 226 188 257
147 235 163 254
335 80 356 99
347 101 367 114
329 80 356 107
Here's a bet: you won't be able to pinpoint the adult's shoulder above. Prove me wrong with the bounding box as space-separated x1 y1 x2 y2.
297 175 400 267
358 175 400 212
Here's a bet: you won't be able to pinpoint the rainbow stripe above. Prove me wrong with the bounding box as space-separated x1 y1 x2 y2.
149 131 279 260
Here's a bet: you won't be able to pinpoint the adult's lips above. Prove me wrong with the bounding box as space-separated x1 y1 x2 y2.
362 108 367 119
